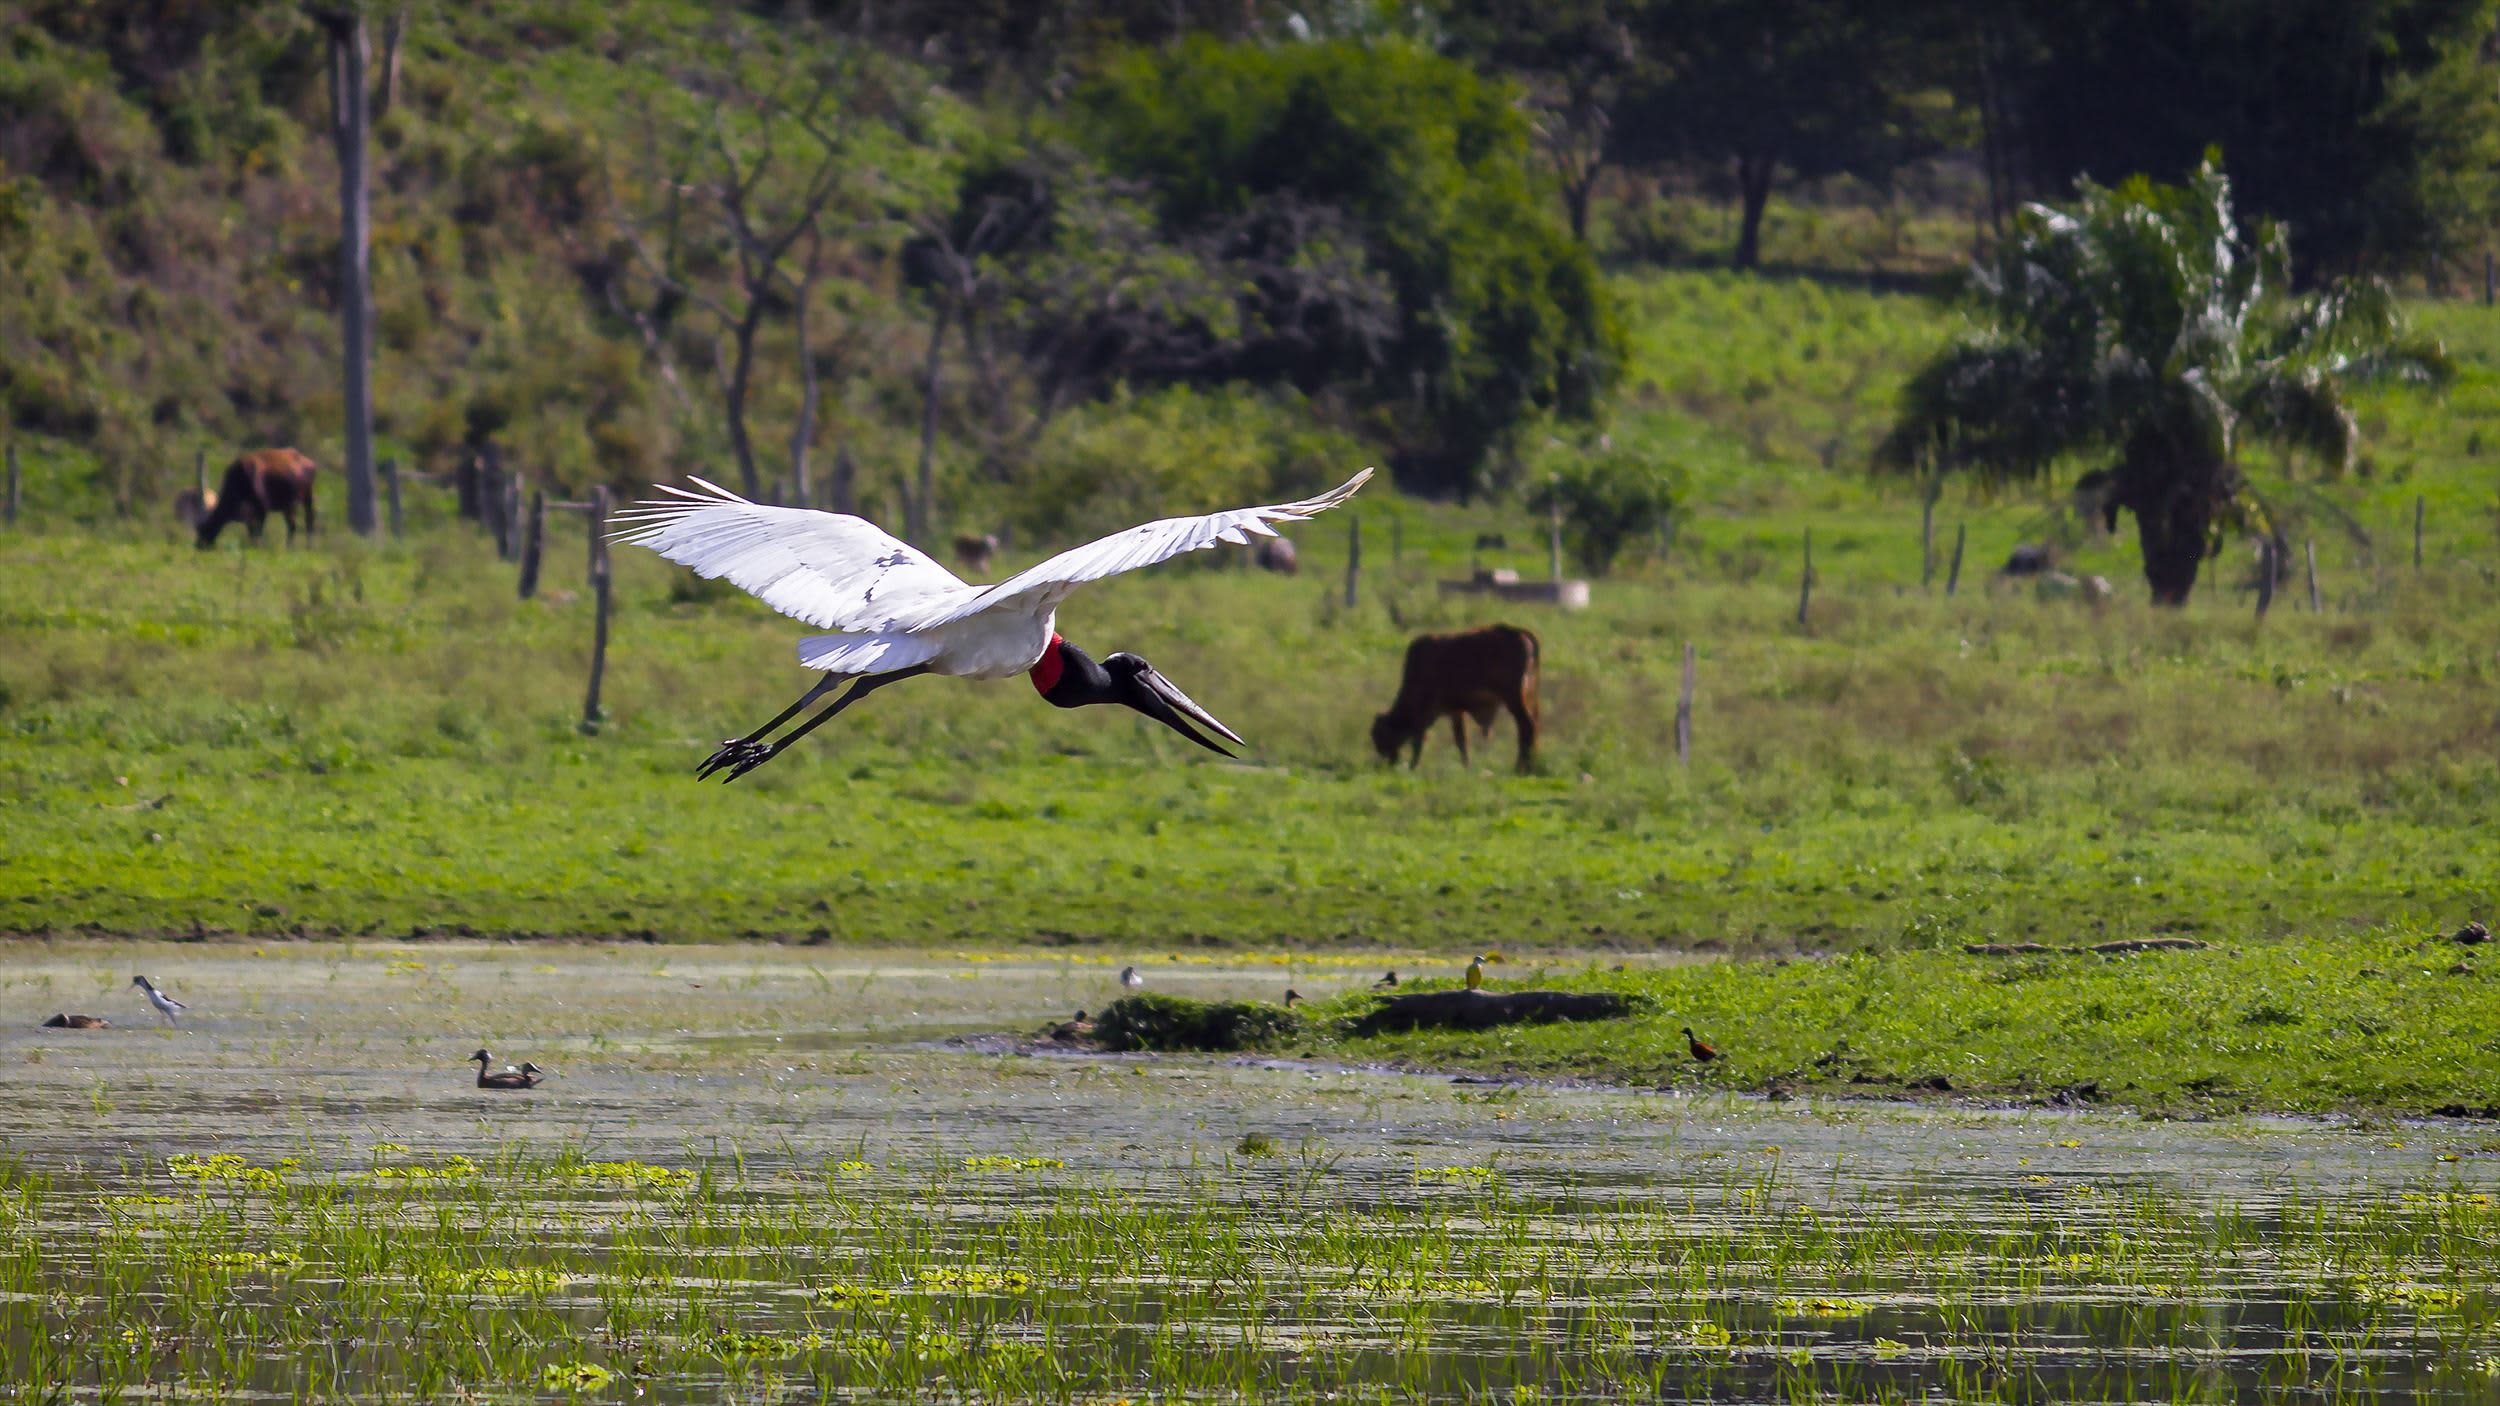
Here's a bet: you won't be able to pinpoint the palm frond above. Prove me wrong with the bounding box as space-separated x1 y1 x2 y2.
2234 365 2359 472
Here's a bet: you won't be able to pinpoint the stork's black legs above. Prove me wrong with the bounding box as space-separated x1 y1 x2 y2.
701 666 931 782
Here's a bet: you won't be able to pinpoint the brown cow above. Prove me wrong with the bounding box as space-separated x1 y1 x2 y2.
953 532 999 574
1370 624 1540 772
196 449 317 548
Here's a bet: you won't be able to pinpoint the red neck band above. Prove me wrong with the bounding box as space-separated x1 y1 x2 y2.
1028 634 1066 696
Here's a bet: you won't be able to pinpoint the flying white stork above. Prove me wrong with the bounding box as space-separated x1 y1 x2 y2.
614 469 1373 780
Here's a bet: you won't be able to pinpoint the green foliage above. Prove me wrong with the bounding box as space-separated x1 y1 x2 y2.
1075 36 1621 495
1013 387 1362 542
1880 159 2447 603
1524 442 1676 575
1092 994 1303 1052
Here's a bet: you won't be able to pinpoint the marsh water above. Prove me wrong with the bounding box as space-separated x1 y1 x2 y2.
2 942 2496 1402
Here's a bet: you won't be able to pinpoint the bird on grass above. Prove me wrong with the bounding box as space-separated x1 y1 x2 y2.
614 470 1372 780
41 1013 109 1030
1683 1026 1719 1063
1372 970 1399 991
469 1050 543 1090
131 975 185 1027
1464 954 1503 991
1048 1010 1094 1043
1284 989 1305 1009
1120 965 1145 991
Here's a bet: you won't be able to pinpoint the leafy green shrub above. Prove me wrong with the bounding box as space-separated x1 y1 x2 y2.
1014 387 1361 542
1075 37 1620 496
1524 445 1677 576
1092 994 1303 1053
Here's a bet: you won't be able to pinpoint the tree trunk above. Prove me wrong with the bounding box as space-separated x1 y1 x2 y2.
830 443 856 517
786 269 819 508
724 303 765 500
910 296 951 545
1562 161 1600 244
321 9 378 536
374 7 405 122
2128 476 2216 606
1732 153 1775 271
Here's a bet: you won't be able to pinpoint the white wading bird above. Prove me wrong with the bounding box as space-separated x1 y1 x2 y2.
614 469 1373 780
617 470 1380 775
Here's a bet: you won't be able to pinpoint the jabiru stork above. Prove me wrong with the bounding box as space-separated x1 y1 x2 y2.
615 470 1373 779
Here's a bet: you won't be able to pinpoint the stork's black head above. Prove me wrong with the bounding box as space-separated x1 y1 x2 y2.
1030 637 1244 756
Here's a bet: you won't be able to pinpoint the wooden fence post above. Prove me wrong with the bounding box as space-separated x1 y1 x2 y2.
2305 540 2321 612
582 485 612 734
480 449 507 553
1795 528 1813 626
1344 513 1361 609
193 447 207 506
1675 642 1695 768
1546 478 1564 584
1945 524 1966 597
2484 251 2493 307
503 473 523 562
2255 539 2277 619
381 458 403 538
1920 489 1936 589
2414 496 2425 570
517 489 546 599
3 444 16 526
456 446 481 521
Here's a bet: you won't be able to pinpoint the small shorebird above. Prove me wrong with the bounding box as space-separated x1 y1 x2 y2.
41 1013 109 1029
469 1050 543 1090
1119 965 1145 991
1372 970 1399 990
131 975 186 1026
1683 1026 1719 1063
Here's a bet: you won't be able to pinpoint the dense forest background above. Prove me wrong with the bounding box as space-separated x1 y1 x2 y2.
4 0 2496 534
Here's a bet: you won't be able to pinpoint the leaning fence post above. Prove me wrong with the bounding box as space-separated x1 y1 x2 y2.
1795 528 1813 626
381 457 403 538
2256 539 2277 619
2414 496 2425 570
1675 641 1695 768
582 485 612 734
517 489 546 599
2305 540 2321 612
1945 523 1966 597
1344 513 1361 609
3 444 16 526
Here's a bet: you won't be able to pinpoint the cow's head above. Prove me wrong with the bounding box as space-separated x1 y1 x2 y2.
1369 712 1407 762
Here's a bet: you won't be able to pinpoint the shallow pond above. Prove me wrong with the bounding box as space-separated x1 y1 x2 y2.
2 942 2496 1402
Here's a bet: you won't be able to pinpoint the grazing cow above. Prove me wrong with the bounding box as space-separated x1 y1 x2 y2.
1254 536 1298 574
1370 624 1540 772
195 449 317 548
173 488 217 528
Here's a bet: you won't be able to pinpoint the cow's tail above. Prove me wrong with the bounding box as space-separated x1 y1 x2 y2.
1518 625 1540 679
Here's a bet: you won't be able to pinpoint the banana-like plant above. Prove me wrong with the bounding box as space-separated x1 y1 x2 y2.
1879 158 2448 604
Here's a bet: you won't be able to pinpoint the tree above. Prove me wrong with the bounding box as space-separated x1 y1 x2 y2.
1437 0 1651 242
1527 444 1677 575
1615 0 1958 270
1075 37 1620 495
2001 0 2500 278
1878 159 2447 605
308 5 377 535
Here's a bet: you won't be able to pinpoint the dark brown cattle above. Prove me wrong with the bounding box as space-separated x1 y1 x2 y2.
196 449 318 548
953 533 999 574
1254 536 1298 574
1370 624 1540 772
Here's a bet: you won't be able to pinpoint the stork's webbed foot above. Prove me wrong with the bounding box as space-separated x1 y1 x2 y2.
697 738 774 781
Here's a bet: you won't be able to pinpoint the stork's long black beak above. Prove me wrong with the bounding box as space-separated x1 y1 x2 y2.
1107 654 1244 757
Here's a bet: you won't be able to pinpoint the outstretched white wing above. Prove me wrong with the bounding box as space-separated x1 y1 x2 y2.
610 478 978 633
925 468 1374 627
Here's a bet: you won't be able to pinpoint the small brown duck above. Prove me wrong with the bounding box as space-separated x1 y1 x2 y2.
41 1013 110 1029
1682 1026 1719 1063
470 1049 542 1089
1372 970 1399 990
1048 1011 1094 1043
